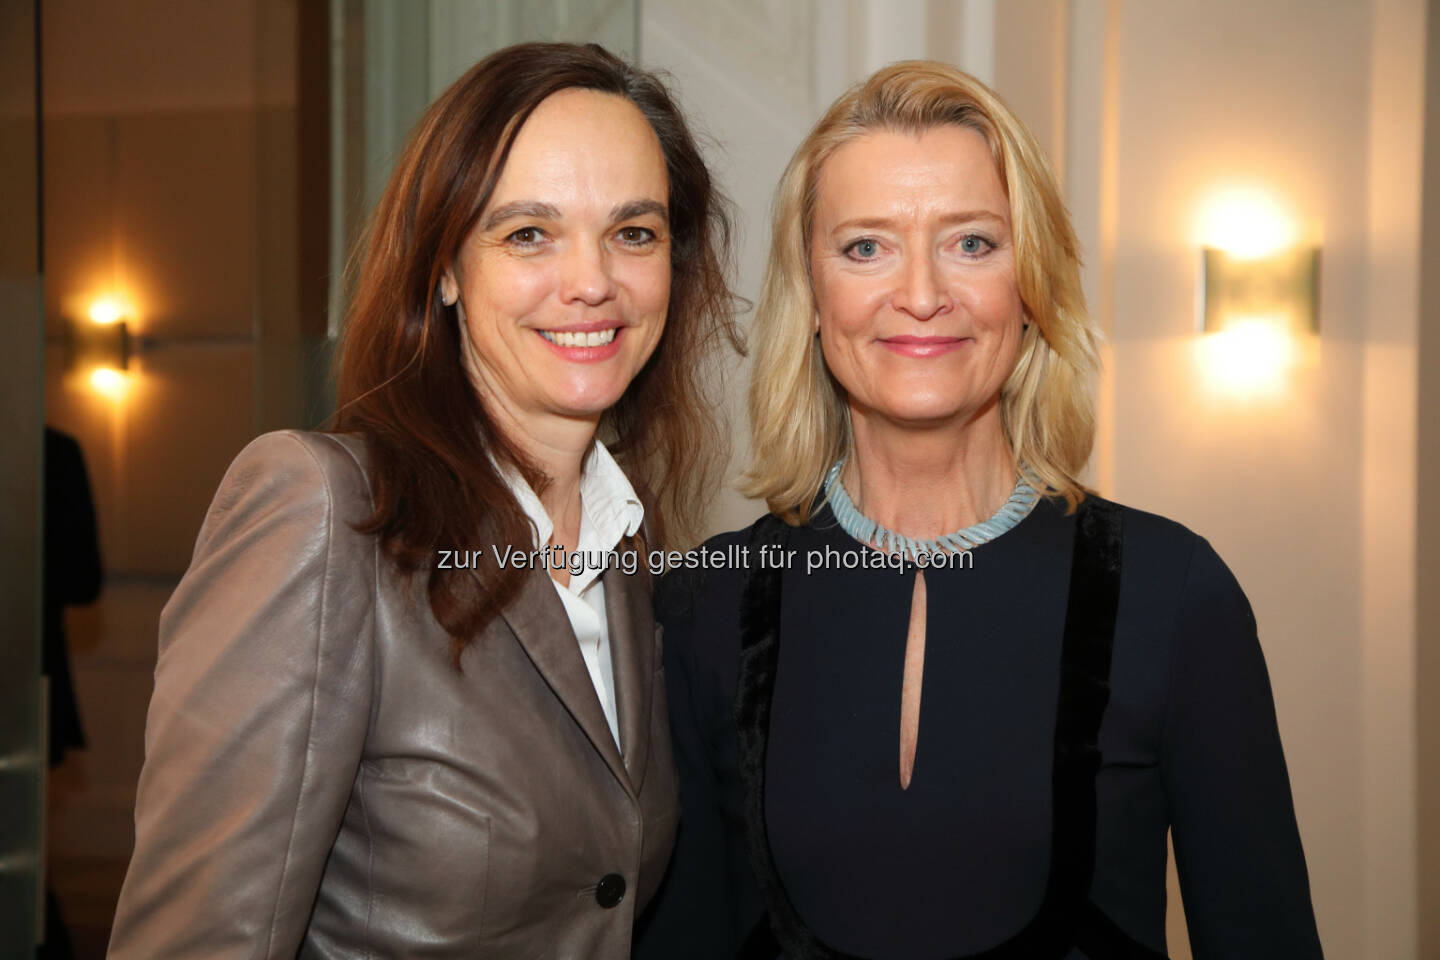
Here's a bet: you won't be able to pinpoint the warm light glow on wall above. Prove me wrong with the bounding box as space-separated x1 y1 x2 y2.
1195 317 1295 398
88 297 127 326
88 366 130 399
1194 186 1297 260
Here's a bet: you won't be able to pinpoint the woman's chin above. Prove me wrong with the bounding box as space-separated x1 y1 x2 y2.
525 351 651 419
542 383 631 420
857 398 988 430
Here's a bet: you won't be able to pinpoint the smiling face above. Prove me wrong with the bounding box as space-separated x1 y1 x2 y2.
810 124 1025 430
442 88 671 437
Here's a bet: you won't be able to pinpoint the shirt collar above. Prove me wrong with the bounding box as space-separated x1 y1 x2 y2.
498 440 644 559
575 440 645 548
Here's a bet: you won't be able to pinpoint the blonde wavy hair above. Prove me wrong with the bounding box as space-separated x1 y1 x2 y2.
740 60 1097 522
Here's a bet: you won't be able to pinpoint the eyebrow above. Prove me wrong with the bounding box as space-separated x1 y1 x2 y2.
481 198 669 232
612 199 668 222
481 201 561 230
830 210 1007 234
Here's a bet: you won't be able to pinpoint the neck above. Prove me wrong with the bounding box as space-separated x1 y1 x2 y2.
486 398 598 549
844 401 1016 539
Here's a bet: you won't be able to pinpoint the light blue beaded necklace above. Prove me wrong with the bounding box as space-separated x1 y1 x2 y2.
822 459 1039 562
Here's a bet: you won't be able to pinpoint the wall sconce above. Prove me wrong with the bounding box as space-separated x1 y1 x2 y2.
1197 246 1320 335
67 298 132 397
1195 247 1318 396
1193 188 1319 396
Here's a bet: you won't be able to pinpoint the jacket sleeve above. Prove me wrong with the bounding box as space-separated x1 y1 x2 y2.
109 431 377 959
1161 537 1324 958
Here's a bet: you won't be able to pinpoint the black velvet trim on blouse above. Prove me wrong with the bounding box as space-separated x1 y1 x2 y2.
732 499 1170 960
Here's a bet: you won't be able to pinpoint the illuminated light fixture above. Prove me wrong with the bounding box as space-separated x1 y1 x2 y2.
1198 245 1320 335
67 297 132 376
88 298 125 325
1192 188 1319 395
1194 187 1319 335
88 366 129 399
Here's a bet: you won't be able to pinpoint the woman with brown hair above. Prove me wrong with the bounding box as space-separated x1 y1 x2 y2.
110 42 738 958
637 61 1321 959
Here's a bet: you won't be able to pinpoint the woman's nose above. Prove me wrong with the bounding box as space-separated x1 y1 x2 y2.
558 239 618 306
892 253 953 321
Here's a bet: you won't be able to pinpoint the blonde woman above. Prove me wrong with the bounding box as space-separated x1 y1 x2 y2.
636 63 1322 959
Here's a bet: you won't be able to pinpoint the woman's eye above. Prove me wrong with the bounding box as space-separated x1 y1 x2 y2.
959 234 993 255
618 226 656 246
507 227 544 245
846 238 881 260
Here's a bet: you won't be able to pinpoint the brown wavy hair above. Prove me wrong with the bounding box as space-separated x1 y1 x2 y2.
333 43 740 664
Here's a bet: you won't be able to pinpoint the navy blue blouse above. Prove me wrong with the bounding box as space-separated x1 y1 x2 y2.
635 497 1323 959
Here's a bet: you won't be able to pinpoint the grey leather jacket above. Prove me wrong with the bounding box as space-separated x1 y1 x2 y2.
109 430 679 958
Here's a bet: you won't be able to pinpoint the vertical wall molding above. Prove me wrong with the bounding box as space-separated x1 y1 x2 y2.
958 0 996 86
1062 0 1119 495
1414 0 1440 953
1360 0 1426 954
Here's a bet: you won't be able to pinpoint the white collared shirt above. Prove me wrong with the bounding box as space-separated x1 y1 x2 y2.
500 441 643 749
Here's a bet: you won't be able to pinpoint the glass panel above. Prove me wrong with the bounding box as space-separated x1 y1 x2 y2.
0 0 45 948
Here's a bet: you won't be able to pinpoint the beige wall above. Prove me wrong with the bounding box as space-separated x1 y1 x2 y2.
1104 4 1366 958
1044 2 1432 956
1087 3 1429 957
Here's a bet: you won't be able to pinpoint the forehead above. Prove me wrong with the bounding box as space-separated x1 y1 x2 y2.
813 125 1007 220
488 88 668 205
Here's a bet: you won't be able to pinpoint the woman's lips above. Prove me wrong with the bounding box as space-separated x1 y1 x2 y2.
878 335 968 358
536 326 624 361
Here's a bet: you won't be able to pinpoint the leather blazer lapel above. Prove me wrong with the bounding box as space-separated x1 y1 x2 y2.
605 564 653 789
500 565 629 793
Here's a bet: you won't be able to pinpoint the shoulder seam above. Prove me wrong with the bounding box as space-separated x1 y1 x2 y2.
307 433 385 731
311 432 377 509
